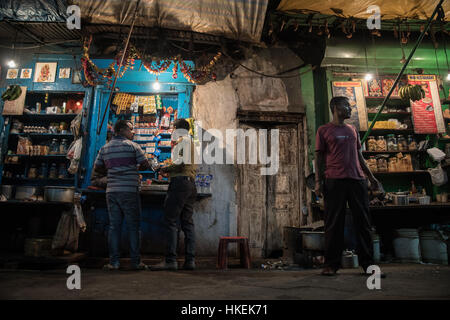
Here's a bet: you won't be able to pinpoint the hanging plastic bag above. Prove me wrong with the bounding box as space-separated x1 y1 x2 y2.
427 147 446 162
70 113 82 138
428 164 448 186
67 138 83 174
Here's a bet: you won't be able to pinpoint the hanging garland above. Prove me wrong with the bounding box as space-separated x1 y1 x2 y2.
81 36 222 86
81 35 116 86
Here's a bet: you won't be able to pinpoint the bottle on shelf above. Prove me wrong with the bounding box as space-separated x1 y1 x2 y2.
410 180 417 194
39 162 47 179
50 139 59 155
49 163 58 179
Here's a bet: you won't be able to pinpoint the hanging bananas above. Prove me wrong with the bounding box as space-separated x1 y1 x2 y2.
398 84 425 102
1 85 22 102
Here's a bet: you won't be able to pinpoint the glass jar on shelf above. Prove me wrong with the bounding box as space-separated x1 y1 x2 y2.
376 136 387 151
39 163 47 179
367 156 378 172
50 139 59 155
397 135 408 151
407 135 417 151
58 163 68 179
377 157 388 172
49 163 58 179
367 136 377 151
386 134 398 151
388 157 398 172
28 165 37 179
59 139 68 154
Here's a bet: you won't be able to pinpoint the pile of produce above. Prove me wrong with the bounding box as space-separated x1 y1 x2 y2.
1 85 22 101
398 84 425 101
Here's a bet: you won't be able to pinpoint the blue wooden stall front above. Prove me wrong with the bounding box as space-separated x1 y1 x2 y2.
0 54 93 187
82 59 195 256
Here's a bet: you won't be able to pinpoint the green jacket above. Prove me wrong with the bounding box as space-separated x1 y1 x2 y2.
163 135 197 180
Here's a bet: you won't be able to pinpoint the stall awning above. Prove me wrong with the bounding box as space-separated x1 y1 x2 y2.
277 0 450 21
0 0 269 43
73 0 268 43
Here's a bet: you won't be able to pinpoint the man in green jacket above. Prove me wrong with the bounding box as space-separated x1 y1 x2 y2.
151 118 198 271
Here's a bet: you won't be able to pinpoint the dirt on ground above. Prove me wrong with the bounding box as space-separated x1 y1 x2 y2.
0 258 449 300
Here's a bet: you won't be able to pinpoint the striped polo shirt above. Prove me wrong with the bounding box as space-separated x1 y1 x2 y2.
94 135 147 193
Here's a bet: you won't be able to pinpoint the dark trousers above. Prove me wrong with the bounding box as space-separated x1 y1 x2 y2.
163 176 197 263
323 178 374 269
106 192 141 267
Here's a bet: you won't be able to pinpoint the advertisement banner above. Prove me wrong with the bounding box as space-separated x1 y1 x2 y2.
407 75 446 134
332 81 368 131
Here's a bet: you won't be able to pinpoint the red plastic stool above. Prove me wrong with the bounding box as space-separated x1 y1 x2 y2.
217 236 251 269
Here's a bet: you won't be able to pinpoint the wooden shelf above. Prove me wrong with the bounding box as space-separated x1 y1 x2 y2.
0 200 73 206
373 170 428 175
360 129 428 135
9 133 74 138
363 150 425 154
6 154 67 158
2 177 74 184
367 112 411 115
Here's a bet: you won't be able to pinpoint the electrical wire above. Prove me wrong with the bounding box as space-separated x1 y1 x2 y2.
168 40 216 54
222 51 315 78
0 39 81 50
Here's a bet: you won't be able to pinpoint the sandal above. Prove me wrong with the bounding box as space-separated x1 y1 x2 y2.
103 263 119 271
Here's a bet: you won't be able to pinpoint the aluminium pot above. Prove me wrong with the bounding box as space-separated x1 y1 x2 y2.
1 185 14 199
15 186 41 200
44 186 75 203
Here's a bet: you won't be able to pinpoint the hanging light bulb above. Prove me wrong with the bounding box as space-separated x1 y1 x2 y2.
7 60 16 68
153 77 161 90
365 73 373 81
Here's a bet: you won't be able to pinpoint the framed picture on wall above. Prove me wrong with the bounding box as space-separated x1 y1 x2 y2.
33 62 57 82
20 69 32 79
59 67 71 79
6 69 18 79
72 69 82 84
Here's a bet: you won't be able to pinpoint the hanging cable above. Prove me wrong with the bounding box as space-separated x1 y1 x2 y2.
222 51 313 78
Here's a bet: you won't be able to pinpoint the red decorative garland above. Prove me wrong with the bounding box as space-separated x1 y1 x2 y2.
81 37 222 86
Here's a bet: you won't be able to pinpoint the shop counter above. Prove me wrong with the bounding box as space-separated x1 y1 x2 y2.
79 188 211 257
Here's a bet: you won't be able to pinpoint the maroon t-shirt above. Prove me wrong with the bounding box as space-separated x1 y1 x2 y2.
315 122 365 180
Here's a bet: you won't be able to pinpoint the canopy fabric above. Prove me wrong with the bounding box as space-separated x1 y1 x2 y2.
0 0 67 22
277 0 450 21
69 0 269 43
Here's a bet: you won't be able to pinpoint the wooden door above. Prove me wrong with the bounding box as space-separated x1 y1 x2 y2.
238 123 300 258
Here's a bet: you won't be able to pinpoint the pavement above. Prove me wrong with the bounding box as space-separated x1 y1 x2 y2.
0 258 449 300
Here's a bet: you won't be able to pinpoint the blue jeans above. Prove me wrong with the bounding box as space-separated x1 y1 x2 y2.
106 192 141 267
163 177 197 263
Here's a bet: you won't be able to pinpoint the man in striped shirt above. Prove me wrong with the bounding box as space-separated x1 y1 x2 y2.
93 120 150 270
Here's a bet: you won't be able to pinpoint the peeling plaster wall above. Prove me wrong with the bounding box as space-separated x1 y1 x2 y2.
191 48 304 255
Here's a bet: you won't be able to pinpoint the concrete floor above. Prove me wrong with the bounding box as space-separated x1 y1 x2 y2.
0 260 449 300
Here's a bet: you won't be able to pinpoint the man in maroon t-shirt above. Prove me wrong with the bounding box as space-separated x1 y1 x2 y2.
315 96 383 276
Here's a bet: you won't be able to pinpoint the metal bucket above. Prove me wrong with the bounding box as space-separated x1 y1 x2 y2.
419 231 448 265
301 232 325 251
341 252 359 268
393 228 421 263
